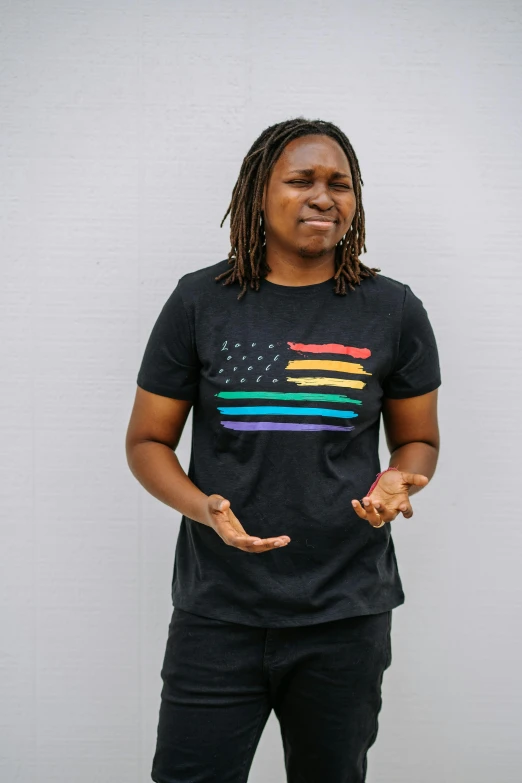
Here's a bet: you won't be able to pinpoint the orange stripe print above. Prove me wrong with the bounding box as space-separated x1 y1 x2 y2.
285 359 372 376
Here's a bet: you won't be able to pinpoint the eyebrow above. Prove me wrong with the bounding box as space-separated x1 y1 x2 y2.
287 168 352 179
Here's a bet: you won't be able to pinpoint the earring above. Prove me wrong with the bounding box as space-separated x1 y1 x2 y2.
259 213 266 245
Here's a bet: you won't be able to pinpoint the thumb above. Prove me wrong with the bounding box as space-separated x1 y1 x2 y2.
210 494 230 512
401 472 429 488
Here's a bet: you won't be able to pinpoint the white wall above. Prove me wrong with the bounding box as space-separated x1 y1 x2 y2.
1 1 521 781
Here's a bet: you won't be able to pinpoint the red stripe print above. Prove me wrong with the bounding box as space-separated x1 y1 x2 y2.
287 342 371 359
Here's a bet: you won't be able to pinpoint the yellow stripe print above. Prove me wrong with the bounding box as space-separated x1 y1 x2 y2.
286 377 366 389
285 359 372 376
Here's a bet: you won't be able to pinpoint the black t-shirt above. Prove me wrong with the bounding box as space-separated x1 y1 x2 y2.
136 258 441 627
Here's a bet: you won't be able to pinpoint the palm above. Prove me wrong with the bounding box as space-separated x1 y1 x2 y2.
206 495 290 552
369 471 410 518
351 469 429 527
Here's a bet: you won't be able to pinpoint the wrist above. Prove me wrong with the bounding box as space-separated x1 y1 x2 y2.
196 494 214 526
181 492 212 526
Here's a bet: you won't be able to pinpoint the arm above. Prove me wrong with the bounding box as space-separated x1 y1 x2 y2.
351 389 440 527
383 388 440 494
125 387 290 551
125 388 209 522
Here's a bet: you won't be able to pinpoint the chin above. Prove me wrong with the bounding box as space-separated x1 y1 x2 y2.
297 243 335 259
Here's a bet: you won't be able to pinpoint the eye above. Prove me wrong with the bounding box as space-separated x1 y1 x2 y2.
287 179 352 189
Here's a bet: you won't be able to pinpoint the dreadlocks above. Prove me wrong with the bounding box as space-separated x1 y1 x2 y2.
215 117 379 300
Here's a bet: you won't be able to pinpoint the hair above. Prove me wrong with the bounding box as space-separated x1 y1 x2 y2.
215 117 379 299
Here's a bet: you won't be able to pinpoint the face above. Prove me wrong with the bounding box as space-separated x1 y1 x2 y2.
261 134 357 259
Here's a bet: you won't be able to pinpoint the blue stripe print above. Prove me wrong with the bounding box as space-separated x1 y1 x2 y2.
216 406 358 419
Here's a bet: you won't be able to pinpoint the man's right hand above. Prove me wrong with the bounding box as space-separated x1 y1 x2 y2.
204 494 290 553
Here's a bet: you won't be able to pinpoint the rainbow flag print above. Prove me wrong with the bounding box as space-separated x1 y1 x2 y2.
214 339 372 433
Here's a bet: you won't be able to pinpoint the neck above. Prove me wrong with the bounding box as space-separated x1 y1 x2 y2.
263 245 336 286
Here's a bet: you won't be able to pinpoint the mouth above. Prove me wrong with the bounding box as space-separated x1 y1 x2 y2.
301 218 337 230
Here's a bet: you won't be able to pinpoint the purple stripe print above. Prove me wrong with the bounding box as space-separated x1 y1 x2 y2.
220 421 355 432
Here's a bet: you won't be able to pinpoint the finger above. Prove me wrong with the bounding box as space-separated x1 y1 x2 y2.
370 501 396 523
214 503 291 551
243 536 291 553
352 499 381 523
251 536 291 548
399 501 413 519
354 498 383 527
221 522 290 550
224 530 265 547
212 512 262 545
216 505 263 542
362 497 385 527
370 499 390 518
401 472 429 488
351 499 368 520
208 496 290 551
226 508 254 536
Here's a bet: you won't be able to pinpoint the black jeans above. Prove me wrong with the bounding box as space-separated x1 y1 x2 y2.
151 606 393 783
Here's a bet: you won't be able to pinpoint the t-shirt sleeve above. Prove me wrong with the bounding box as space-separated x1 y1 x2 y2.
382 284 441 399
136 282 200 401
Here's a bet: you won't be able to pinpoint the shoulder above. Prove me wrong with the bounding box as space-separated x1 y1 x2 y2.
360 272 431 310
176 258 231 299
356 271 410 309
368 272 406 293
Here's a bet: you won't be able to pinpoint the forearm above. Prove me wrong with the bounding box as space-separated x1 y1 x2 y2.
388 441 439 495
127 441 210 524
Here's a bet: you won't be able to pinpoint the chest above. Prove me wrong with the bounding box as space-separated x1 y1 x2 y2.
192 300 398 435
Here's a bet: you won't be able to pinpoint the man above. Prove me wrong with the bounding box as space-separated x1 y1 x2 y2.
126 117 440 782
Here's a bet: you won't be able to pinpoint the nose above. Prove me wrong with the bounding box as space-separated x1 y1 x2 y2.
307 183 335 211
